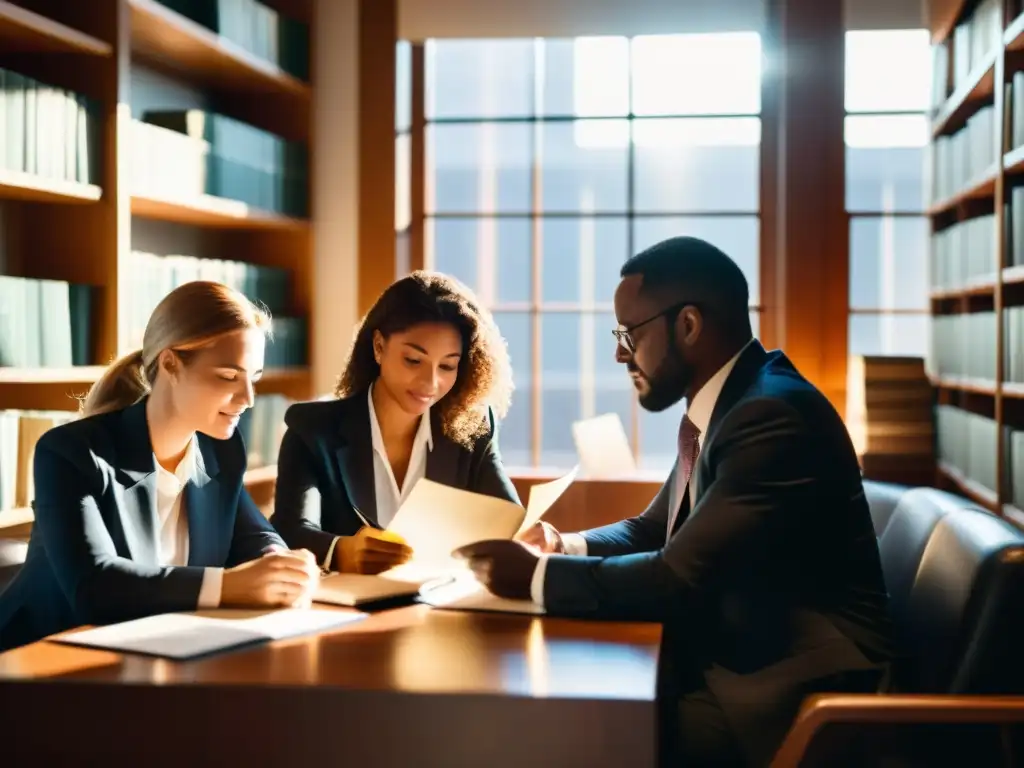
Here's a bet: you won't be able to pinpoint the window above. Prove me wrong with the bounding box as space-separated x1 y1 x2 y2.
396 41 413 274
424 34 763 471
845 30 931 357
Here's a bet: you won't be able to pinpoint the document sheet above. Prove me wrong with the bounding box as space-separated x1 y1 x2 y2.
51 608 367 659
572 413 636 478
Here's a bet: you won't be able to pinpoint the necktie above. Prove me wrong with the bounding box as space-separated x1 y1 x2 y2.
666 415 701 541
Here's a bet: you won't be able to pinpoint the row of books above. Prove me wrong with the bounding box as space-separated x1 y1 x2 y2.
123 250 291 347
1 68 99 184
0 395 289 515
950 0 1002 91
936 405 998 495
0 277 93 369
237 394 290 470
932 104 997 202
931 213 996 291
0 410 74 513
929 312 998 382
158 0 309 80
1005 426 1024 509
134 112 308 216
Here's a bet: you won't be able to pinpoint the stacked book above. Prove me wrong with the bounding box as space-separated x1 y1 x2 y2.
846 355 935 486
0 276 94 368
132 109 308 217
157 0 309 80
0 68 100 184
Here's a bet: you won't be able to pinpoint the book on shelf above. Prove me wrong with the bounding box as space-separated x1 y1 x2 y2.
950 0 1001 89
0 67 100 185
936 405 998 498
237 394 290 469
156 0 310 81
0 277 94 368
930 311 998 383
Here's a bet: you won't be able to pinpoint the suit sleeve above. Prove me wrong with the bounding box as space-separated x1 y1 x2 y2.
31 439 207 625
227 487 285 566
542 398 816 619
469 408 522 505
270 426 338 566
578 474 673 557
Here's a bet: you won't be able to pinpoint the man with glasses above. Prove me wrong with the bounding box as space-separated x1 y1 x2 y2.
457 236 892 766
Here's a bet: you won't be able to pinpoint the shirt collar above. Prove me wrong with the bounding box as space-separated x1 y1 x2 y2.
367 383 434 454
686 338 755 435
154 435 196 490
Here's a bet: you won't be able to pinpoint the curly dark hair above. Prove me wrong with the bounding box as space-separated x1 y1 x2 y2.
335 271 513 448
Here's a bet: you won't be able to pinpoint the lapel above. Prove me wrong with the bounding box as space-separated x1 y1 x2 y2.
113 399 160 565
334 394 380 527
184 435 225 566
669 340 771 535
424 409 460 489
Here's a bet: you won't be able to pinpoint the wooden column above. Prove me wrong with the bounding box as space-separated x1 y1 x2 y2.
312 0 397 396
408 43 426 272
357 0 399 315
761 0 848 410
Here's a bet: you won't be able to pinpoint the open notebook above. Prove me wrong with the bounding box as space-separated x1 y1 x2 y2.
314 466 577 610
50 608 367 660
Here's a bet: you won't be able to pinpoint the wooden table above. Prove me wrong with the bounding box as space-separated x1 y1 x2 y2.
0 605 663 767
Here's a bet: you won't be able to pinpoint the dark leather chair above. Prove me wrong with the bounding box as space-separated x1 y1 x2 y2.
0 538 28 596
773 480 1024 766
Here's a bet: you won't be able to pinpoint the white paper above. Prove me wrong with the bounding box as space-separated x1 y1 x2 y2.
52 608 366 659
572 413 636 478
518 465 579 534
420 574 544 615
386 479 528 567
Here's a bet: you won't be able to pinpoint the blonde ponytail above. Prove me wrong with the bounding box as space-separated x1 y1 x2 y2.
81 349 150 417
79 281 270 419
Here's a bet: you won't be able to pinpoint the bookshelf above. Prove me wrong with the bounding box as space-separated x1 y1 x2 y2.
926 0 1024 527
0 0 317 526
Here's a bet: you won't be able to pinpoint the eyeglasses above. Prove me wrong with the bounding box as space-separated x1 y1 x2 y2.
612 301 692 353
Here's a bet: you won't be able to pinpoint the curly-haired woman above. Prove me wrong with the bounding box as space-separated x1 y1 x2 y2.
271 271 520 575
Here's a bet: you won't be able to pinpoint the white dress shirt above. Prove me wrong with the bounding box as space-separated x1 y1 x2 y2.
529 339 754 607
368 383 434 528
154 436 222 608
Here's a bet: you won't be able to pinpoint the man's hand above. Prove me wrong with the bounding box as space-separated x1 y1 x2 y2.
337 528 413 574
452 540 540 600
515 521 565 553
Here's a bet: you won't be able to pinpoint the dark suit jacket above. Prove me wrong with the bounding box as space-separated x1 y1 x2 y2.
0 399 284 652
271 393 520 565
543 341 893 765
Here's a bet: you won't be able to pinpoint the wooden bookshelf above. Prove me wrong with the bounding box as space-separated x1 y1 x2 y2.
0 1 315 525
927 0 1024 524
0 0 111 56
131 193 309 232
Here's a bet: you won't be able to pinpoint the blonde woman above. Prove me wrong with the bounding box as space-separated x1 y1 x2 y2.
0 282 318 651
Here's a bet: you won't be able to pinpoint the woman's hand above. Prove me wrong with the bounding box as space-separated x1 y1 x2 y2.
336 528 413 574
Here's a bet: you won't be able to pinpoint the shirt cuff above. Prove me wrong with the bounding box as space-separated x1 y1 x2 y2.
562 533 588 556
198 567 224 609
322 536 341 573
530 555 549 609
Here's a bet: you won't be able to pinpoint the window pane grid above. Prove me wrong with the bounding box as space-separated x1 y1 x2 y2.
425 35 762 468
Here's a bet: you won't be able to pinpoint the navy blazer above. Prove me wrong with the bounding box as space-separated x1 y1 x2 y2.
542 341 894 765
271 393 520 566
0 399 284 651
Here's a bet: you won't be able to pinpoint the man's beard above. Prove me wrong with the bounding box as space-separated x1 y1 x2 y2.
635 348 692 412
